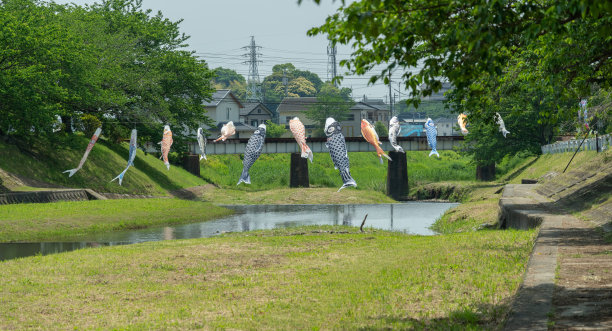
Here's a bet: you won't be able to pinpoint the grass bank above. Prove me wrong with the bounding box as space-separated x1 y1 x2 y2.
0 226 537 329
0 136 206 195
0 199 232 242
200 187 395 205
432 150 610 234
200 150 476 193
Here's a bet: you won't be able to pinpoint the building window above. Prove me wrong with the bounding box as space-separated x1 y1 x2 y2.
251 119 258 127
286 116 292 123
347 114 355 121
257 109 261 113
227 108 230 120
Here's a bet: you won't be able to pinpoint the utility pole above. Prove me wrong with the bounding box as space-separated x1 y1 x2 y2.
388 72 393 117
327 41 338 87
282 69 288 97
242 36 262 102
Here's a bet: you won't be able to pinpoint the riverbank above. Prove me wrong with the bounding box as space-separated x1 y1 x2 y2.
0 225 536 329
0 199 232 242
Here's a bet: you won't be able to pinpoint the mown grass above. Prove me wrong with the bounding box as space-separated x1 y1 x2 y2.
0 135 206 195
0 199 232 242
200 150 477 193
0 225 537 330
200 187 395 205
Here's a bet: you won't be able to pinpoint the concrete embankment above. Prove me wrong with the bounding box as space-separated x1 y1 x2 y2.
0 189 107 205
500 154 612 330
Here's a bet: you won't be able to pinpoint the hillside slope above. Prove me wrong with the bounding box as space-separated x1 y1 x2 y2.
0 136 207 195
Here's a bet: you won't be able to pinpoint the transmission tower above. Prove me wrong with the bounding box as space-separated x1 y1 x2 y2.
327 41 338 87
242 36 262 102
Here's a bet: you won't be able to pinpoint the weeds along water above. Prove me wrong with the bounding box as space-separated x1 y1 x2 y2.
199 151 480 192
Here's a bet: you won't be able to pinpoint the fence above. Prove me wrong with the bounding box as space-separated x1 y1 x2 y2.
541 134 612 154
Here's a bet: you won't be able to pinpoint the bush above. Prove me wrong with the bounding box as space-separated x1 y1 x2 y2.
104 122 130 144
79 114 102 138
374 121 389 137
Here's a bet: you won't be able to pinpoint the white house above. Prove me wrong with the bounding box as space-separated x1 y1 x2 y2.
203 89 255 139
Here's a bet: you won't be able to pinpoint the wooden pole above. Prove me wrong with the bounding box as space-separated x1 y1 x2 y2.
386 151 408 200
290 153 309 188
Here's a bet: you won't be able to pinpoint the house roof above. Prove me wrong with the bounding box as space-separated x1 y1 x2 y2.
240 102 273 116
203 89 244 108
276 97 318 113
349 101 379 111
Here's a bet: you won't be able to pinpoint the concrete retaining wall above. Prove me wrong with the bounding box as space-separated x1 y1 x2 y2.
0 189 106 205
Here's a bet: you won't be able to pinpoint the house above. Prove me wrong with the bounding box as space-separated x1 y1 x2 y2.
419 81 453 101
276 96 392 137
240 102 274 128
276 97 318 137
434 117 462 136
203 89 254 139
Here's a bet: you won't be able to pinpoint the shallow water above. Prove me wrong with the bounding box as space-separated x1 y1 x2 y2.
0 202 458 261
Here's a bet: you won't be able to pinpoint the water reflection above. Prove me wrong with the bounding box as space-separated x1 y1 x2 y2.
0 202 457 261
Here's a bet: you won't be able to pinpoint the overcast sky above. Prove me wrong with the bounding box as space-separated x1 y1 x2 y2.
51 0 406 101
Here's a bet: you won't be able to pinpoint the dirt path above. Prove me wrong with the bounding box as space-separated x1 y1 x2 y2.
551 217 612 330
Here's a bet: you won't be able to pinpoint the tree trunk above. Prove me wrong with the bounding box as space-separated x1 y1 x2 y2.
476 163 496 181
61 116 73 133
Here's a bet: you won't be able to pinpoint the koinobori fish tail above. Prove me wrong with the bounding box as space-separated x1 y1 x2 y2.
495 113 510 138
324 118 357 191
425 118 439 158
388 116 404 153
159 125 173 170
237 124 266 185
197 128 207 160
63 127 102 177
111 129 138 185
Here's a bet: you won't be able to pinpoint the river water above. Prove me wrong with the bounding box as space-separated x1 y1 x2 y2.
0 202 458 261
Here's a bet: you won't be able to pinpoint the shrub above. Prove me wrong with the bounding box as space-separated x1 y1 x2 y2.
80 114 102 138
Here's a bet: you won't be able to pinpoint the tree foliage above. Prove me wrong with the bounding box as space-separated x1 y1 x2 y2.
307 0 611 106
305 82 354 133
262 63 323 104
305 0 611 166
214 67 246 100
264 120 287 138
0 0 215 150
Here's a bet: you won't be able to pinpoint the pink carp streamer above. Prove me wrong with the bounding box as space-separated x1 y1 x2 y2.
63 127 102 177
159 125 173 170
289 117 313 162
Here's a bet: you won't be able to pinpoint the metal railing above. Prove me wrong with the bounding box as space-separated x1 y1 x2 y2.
541 134 611 154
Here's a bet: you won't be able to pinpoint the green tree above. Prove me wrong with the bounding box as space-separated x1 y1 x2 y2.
264 120 287 138
214 67 246 100
305 82 354 132
0 0 71 137
374 121 388 137
306 0 611 122
262 63 323 105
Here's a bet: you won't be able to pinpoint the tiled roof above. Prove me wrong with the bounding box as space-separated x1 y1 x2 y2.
276 97 318 112
240 102 273 116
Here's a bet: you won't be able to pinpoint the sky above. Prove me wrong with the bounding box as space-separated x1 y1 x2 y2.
51 0 408 102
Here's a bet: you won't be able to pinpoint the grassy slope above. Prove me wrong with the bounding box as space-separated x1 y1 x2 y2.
0 226 536 330
0 136 206 195
0 199 232 242
200 150 476 193
433 150 609 233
